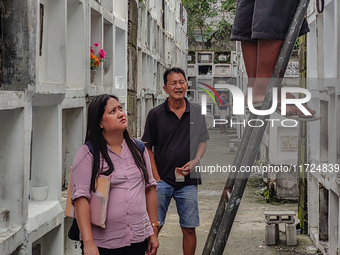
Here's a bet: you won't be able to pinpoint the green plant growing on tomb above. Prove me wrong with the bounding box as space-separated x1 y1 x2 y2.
262 188 270 202
294 39 300 50
214 51 231 64
254 159 269 166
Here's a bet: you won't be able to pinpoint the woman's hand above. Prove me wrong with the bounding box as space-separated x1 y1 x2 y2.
83 240 100 255
74 198 98 255
145 186 158 254
147 234 159 255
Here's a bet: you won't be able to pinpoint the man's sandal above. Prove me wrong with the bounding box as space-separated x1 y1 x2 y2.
246 102 322 122
275 108 322 122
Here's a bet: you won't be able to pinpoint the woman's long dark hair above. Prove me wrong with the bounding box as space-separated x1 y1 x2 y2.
85 94 149 192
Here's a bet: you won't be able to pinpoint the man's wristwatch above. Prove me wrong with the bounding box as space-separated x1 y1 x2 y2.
152 221 160 228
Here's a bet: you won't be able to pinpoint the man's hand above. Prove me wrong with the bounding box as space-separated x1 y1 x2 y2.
178 158 200 176
177 162 190 176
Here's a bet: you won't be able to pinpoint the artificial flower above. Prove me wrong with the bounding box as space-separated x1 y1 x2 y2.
99 49 106 59
90 43 106 70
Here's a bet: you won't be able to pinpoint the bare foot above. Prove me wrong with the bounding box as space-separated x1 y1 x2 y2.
245 94 266 106
245 91 316 117
281 92 316 117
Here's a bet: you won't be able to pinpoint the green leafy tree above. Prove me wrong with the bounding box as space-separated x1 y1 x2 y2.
182 0 237 49
221 0 237 13
182 0 218 41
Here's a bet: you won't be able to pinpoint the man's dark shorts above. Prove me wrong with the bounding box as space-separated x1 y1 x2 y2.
231 0 310 43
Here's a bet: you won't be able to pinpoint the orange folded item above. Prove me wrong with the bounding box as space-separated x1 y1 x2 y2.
65 171 110 228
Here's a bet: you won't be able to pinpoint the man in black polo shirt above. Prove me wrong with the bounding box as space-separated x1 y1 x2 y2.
142 67 209 255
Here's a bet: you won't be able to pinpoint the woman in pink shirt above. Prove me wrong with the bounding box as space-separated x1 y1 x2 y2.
71 94 159 255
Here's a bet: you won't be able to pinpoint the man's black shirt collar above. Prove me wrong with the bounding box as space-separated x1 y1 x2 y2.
164 97 190 113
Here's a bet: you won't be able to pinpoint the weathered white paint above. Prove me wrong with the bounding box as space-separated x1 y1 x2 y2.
37 0 67 86
0 0 131 254
114 26 127 96
328 190 338 255
0 226 25 254
306 0 340 254
31 223 64 255
62 107 84 192
0 0 186 254
267 112 299 165
0 108 26 254
136 0 188 137
66 1 86 90
0 91 25 110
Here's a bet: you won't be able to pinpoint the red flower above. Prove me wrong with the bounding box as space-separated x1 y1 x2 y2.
99 49 106 59
91 43 105 70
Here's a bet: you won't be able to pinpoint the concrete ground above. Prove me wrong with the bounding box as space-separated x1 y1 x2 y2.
156 129 320 255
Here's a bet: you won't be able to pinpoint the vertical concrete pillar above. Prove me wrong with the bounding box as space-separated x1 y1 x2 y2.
285 223 297 246
127 0 138 137
265 223 279 245
1 0 36 91
0 0 2 87
319 185 329 241
329 190 339 255
297 34 308 234
308 174 319 230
